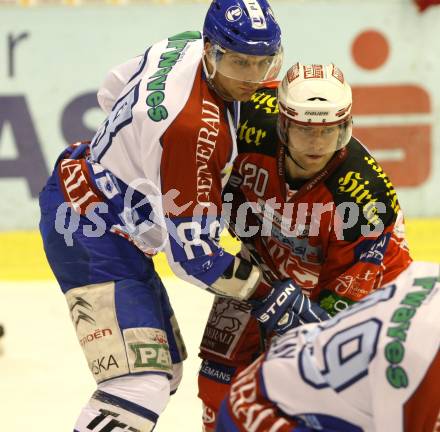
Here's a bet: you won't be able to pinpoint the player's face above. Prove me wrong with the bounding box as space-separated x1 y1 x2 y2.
204 43 281 101
287 123 340 173
218 51 276 83
213 73 260 102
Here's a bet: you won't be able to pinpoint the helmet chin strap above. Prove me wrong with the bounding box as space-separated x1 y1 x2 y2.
284 144 307 171
202 53 216 80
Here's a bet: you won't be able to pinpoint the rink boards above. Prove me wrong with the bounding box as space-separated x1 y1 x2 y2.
0 218 439 281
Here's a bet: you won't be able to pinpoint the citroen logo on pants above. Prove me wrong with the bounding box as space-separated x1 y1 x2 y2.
70 296 96 329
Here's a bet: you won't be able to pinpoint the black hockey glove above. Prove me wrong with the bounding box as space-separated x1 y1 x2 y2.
250 279 331 335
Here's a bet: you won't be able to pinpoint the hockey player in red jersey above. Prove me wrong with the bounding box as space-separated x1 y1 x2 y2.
216 261 440 432
198 63 412 430
38 1 285 431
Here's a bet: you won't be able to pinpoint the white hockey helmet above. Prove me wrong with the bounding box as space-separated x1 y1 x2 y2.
277 63 353 150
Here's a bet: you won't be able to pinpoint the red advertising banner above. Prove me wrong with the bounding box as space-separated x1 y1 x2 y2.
352 85 431 187
350 30 433 188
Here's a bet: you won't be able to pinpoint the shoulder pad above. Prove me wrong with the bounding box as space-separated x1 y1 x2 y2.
326 137 401 241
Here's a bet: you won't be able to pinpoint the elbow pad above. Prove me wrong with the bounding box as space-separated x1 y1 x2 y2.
210 257 262 301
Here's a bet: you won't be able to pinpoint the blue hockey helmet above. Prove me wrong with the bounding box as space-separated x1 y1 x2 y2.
203 0 282 56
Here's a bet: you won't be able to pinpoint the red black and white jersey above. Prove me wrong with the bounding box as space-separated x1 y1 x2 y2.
217 261 440 432
226 85 412 315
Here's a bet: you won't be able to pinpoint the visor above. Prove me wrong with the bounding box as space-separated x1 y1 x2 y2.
205 43 283 84
283 116 352 156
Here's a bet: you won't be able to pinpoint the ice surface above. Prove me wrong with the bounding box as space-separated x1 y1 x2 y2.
0 277 214 431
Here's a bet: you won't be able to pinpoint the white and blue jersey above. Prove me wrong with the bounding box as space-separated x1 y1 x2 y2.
217 261 440 431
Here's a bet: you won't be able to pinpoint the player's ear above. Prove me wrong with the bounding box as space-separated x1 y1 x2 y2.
204 41 212 53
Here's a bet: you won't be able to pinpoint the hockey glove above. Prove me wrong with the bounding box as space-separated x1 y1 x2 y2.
250 279 331 335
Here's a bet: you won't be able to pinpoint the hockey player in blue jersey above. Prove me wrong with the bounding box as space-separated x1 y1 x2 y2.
216 261 440 432
39 1 288 430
